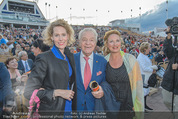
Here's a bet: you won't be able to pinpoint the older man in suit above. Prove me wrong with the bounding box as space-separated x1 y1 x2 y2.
74 28 107 112
18 51 33 74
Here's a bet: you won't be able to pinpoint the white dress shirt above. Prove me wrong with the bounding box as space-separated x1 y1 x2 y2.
80 51 93 84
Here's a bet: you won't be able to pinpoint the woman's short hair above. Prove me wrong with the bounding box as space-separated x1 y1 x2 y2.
103 30 124 56
139 42 150 53
32 38 50 52
42 19 75 47
78 28 98 42
5 56 18 68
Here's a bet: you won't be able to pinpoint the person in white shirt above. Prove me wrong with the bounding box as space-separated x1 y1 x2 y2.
137 42 156 111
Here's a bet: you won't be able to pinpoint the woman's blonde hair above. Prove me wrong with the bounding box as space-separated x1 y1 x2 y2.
139 42 150 53
42 19 75 46
102 30 124 56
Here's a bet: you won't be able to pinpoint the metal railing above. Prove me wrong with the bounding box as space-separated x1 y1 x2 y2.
0 13 49 25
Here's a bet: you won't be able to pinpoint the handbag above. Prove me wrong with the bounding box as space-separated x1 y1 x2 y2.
148 73 157 87
27 89 40 119
156 66 165 78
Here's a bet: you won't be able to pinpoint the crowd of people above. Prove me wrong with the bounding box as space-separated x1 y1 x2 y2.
0 19 176 119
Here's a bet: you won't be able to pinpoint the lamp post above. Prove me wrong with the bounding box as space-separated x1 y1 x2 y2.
48 4 50 20
131 9 133 18
166 0 168 19
70 8 72 23
83 8 85 25
96 9 98 26
139 7 142 32
45 3 47 19
108 10 110 25
121 11 123 19
56 6 58 19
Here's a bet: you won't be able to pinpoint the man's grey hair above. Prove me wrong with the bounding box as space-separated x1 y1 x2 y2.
18 51 27 60
78 28 98 42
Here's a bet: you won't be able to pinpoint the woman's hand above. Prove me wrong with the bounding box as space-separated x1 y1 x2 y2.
16 76 21 83
54 89 75 101
92 86 104 99
21 74 28 82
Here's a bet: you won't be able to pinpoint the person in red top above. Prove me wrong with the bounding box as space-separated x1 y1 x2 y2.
136 45 140 53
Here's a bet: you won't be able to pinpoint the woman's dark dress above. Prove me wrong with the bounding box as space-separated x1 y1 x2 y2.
106 62 133 111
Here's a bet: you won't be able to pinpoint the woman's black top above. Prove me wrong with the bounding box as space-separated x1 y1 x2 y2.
106 62 133 111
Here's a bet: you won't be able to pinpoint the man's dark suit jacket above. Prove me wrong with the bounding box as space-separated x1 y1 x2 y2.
18 59 33 74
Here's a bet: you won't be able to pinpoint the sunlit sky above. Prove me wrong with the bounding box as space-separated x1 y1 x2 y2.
1 0 169 25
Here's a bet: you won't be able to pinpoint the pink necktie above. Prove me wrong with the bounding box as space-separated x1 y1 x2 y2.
84 57 91 90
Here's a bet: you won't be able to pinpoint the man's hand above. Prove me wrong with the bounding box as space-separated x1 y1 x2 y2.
3 106 13 113
172 63 178 70
92 86 104 99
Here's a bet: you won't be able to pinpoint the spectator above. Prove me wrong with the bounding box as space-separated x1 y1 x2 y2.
130 45 138 58
15 44 22 57
136 45 140 53
0 43 10 55
151 44 157 54
155 50 166 64
17 51 33 74
137 42 156 111
5 57 29 112
5 57 28 90
31 38 50 57
0 34 8 46
11 42 17 56
5 57 22 90
24 44 31 54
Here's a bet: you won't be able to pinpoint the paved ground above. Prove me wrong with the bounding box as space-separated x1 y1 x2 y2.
147 88 169 111
145 88 175 119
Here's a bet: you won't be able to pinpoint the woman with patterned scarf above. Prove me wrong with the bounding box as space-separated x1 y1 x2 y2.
102 30 144 119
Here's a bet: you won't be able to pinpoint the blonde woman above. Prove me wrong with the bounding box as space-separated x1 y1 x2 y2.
24 19 77 116
137 42 156 111
103 30 144 118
